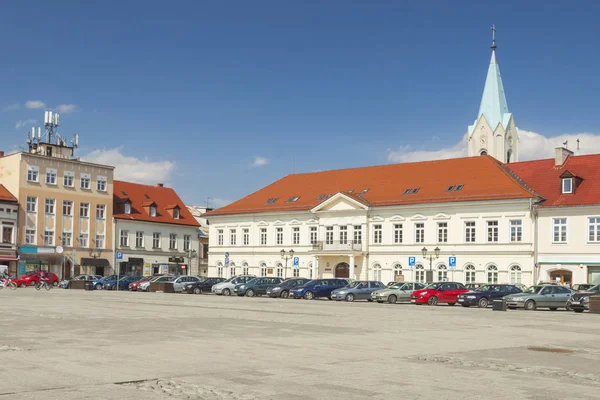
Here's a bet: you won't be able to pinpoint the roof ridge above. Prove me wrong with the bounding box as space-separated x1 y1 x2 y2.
496 159 545 201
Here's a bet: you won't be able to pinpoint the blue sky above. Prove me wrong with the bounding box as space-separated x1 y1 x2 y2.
1 1 599 207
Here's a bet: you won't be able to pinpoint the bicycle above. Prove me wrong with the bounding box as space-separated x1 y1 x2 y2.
35 277 52 291
0 276 17 290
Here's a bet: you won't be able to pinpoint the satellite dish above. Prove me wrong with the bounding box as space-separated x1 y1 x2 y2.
56 246 64 254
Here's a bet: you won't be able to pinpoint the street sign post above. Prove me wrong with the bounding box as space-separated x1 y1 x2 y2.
408 256 416 268
293 257 299 268
224 252 230 266
449 256 457 270
116 251 123 261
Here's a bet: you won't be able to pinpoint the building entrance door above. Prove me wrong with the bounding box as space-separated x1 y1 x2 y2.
335 262 349 278
550 270 572 286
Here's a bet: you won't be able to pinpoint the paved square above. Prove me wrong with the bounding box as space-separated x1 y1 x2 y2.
1 289 599 399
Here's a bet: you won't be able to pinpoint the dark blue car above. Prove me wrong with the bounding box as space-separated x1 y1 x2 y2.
103 276 143 291
92 275 126 290
290 278 349 300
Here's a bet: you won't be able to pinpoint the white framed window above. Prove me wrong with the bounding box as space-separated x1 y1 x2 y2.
415 264 425 283
437 264 448 281
184 235 191 251
44 198 55 215
27 166 39 182
173 208 180 219
96 204 105 220
95 234 105 249
553 218 567 243
465 265 476 284
437 222 447 243
25 229 36 244
217 266 224 277
276 265 283 278
230 229 237 246
229 266 236 277
465 221 476 242
153 232 160 248
510 220 522 242
339 226 347 244
80 173 91 189
217 229 224 246
62 232 72 247
292 227 300 245
80 202 89 218
169 234 177 250
242 264 249 275
120 230 129 247
79 233 88 247
124 202 131 214
394 224 403 244
588 217 600 243
63 171 74 187
487 221 499 242
44 230 54 245
310 226 317 245
372 264 382 281
97 176 107 192
415 223 425 244
62 200 73 216
487 265 498 284
393 264 403 279
1 225 14 245
260 264 267 277
326 227 334 245
136 231 144 247
293 268 300 277
373 224 382 244
353 225 362 244
45 168 57 185
275 227 283 245
260 228 267 245
562 177 573 194
150 205 157 217
308 263 313 279
26 196 37 213
509 265 522 284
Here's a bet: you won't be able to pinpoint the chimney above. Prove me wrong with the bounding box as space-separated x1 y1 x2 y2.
554 147 573 166
0 151 4 158
157 183 164 187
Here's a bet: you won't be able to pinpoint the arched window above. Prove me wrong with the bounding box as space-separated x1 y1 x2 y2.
229 262 236 278
487 265 498 284
307 262 313 279
372 263 382 281
276 262 283 278
216 262 223 278
465 265 476 284
415 264 425 283
509 265 522 284
437 264 448 281
393 263 403 280
480 150 488 156
242 262 249 276
260 262 267 277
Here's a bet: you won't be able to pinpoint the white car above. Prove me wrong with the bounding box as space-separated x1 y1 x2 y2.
211 275 256 296
139 275 175 292
172 276 202 293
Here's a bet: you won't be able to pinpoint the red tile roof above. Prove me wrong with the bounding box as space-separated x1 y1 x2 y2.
113 181 199 227
207 156 538 216
0 184 17 203
507 154 600 207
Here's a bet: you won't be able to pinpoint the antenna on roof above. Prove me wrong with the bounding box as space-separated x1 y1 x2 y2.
490 24 497 51
576 138 580 155
206 197 212 208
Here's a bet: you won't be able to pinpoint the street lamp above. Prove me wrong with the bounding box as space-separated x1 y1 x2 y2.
421 246 440 283
186 249 197 276
280 249 294 279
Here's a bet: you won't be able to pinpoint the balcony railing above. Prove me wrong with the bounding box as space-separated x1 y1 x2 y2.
312 240 363 251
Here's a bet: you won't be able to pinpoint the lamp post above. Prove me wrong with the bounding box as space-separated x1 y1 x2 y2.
186 249 197 276
421 246 440 283
280 249 294 279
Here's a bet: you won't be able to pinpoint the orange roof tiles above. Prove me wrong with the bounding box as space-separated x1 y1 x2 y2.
0 184 17 203
207 156 538 216
113 181 199 227
507 154 600 207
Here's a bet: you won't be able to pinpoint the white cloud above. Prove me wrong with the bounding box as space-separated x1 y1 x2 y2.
25 100 46 109
251 156 269 168
83 147 176 185
2 103 20 112
15 119 37 129
387 130 600 163
54 104 78 113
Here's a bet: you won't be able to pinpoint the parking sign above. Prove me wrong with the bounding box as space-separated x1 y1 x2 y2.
116 251 123 261
293 257 299 267
408 256 416 268
449 256 457 270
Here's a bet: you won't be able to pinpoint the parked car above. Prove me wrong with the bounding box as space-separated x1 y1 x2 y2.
290 279 348 300
59 274 102 289
91 275 126 290
211 275 256 296
457 284 523 308
138 275 175 292
503 285 575 311
13 271 60 288
234 277 284 297
567 284 600 313
572 284 596 292
185 277 226 294
371 282 427 304
410 282 469 306
330 280 385 302
104 276 143 290
172 276 202 293
465 283 486 291
266 278 311 298
129 276 153 291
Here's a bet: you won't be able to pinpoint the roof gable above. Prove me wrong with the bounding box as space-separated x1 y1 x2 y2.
0 184 17 203
311 192 369 213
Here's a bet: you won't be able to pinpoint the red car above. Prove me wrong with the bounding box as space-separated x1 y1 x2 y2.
411 282 469 306
129 276 152 291
13 271 60 288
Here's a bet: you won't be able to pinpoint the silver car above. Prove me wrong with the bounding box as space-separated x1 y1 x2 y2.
172 276 202 293
504 285 574 310
139 275 175 292
211 275 256 296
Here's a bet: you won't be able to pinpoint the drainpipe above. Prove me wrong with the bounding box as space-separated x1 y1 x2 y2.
532 200 539 285
114 218 119 290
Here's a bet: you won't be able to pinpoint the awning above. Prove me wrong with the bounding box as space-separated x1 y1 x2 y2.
0 256 18 261
80 258 110 267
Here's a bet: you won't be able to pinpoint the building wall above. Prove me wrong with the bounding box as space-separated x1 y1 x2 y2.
0 200 19 276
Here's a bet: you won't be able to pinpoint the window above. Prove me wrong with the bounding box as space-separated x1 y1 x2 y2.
96 204 105 220
120 230 129 247
153 233 161 248
136 231 144 247
588 217 600 242
465 221 476 242
230 229 237 246
95 234 105 249
217 230 223 246
27 166 39 182
79 233 88 247
437 222 448 243
373 224 382 244
339 226 347 244
260 264 267 277
292 227 300 245
1 226 13 244
394 224 403 244
393 264 403 279
487 221 499 242
509 265 522 284
310 226 317 245
242 264 249 275
184 235 191 251
415 223 424 243
562 177 573 194
25 229 36 244
217 266 224 277
437 264 448 281
553 218 567 243
169 234 177 249
62 232 72 247
465 265 476 284
150 205 157 217
276 265 283 278
415 264 425 283
80 203 89 218
326 227 334 245
45 168 57 185
240 229 249 246
354 225 362 244
80 174 91 189
173 208 180 219
44 230 54 245
510 220 522 242
229 266 236 277
26 196 37 212
260 228 267 245
276 227 283 245
124 202 131 214
487 265 498 284
293 268 300 277
372 264 382 281
45 198 55 214
62 200 73 216
97 176 107 192
63 171 74 187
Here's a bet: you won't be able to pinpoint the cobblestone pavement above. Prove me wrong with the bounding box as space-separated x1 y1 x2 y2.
1 289 599 399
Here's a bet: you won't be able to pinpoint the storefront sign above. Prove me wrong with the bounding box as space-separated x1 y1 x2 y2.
143 264 151 276
18 262 26 275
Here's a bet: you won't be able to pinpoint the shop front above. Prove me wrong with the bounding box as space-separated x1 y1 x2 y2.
80 257 111 276
0 252 18 277
19 246 64 277
117 257 144 276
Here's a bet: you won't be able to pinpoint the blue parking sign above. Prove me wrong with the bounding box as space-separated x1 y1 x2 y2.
293 257 299 266
116 251 123 260
408 256 416 268
449 256 457 270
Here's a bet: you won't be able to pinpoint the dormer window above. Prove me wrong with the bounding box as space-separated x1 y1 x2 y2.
124 202 131 214
173 208 180 219
150 205 157 217
562 177 573 194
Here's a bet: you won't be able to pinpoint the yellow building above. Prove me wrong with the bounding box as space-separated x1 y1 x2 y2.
0 140 114 278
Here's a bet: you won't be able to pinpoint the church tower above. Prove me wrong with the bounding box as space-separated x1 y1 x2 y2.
467 26 518 163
